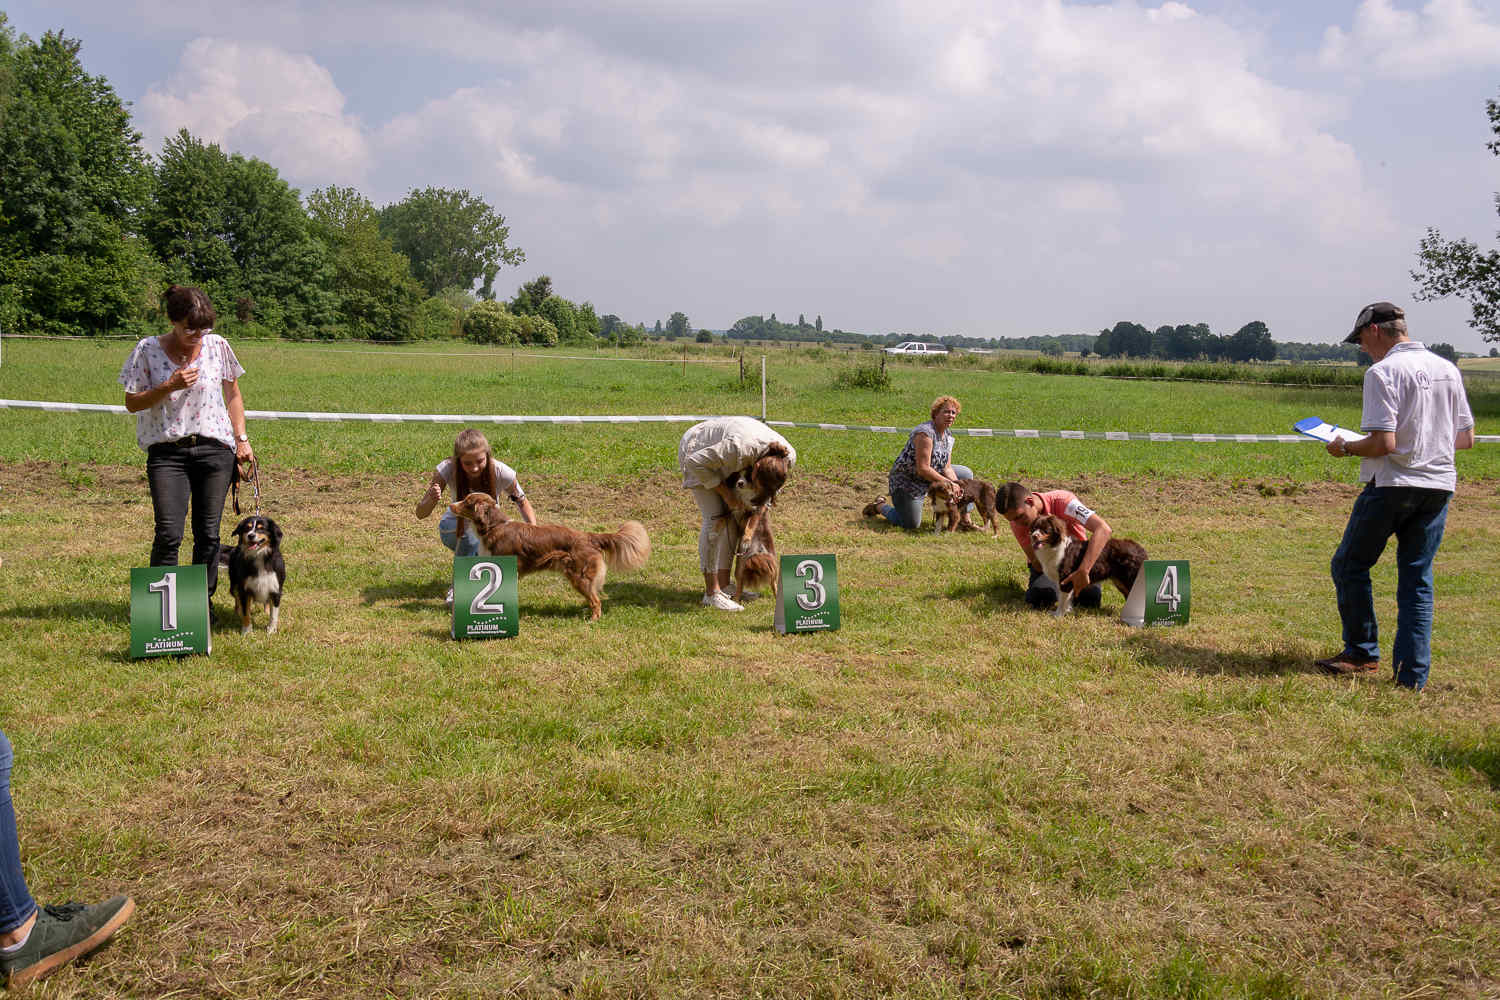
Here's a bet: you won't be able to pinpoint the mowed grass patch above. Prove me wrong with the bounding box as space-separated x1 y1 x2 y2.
2 457 1499 998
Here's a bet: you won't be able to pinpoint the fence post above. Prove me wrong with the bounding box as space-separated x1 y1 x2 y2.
761 356 767 421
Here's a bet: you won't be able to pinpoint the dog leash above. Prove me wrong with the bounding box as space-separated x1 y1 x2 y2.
231 456 261 517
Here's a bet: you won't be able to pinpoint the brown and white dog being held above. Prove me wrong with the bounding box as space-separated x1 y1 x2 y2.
721 469 779 602
448 493 650 620
928 477 1002 535
1028 513 1146 618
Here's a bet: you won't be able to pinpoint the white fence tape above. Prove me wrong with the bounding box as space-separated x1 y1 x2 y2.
3 399 1495 442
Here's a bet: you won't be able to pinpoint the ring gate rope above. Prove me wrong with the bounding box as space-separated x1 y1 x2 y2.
2 399 1497 443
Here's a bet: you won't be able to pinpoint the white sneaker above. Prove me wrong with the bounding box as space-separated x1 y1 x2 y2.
445 586 454 608
701 592 743 611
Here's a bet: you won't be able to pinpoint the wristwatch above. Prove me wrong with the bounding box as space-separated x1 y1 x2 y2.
236 433 249 442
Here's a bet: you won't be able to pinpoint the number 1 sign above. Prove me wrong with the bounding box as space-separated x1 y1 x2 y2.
130 564 211 657
452 555 519 639
775 554 840 634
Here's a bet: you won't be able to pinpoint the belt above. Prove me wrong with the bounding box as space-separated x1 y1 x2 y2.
152 434 223 448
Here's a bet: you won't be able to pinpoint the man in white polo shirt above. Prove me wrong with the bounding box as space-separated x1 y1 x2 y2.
1316 302 1475 689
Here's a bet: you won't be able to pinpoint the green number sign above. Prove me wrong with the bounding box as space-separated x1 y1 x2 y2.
130 564 211 658
775 554 840 634
452 555 519 640
1121 560 1191 627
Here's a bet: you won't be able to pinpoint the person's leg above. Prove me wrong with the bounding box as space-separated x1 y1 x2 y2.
880 492 926 530
691 488 739 608
0 730 37 942
186 443 236 597
1390 490 1451 690
1328 484 1397 663
950 464 976 527
1025 567 1059 609
145 446 189 567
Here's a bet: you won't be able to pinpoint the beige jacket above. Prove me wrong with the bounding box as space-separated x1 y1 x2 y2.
678 416 796 490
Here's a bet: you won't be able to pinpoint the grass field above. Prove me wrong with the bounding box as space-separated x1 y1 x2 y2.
2 339 1499 998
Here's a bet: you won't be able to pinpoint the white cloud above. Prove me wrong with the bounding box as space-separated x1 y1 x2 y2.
1318 0 1500 79
138 39 371 183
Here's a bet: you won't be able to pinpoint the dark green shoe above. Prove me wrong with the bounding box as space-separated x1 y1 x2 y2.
1 895 135 987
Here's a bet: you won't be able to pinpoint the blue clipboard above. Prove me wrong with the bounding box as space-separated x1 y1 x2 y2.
1294 416 1366 444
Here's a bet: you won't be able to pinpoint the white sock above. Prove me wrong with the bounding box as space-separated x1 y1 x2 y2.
1 925 31 952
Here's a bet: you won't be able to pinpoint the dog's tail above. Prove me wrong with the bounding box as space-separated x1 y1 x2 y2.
592 521 651 571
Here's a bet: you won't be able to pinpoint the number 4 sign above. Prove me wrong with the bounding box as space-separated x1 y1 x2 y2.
775 554 840 634
130 565 211 657
1121 560 1191 627
452 555 519 639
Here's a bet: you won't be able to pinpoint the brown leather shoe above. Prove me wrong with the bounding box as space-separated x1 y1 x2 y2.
1315 653 1379 675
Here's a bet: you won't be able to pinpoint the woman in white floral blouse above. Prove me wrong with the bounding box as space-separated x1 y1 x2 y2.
119 286 254 597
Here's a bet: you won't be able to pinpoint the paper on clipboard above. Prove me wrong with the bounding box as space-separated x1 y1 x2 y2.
1294 417 1366 444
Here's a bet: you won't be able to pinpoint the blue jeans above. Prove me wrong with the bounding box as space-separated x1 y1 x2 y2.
880 465 973 529
1330 483 1451 690
438 510 480 559
146 438 237 598
0 729 37 936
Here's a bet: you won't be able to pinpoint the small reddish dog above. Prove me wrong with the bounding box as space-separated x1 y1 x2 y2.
928 477 1002 535
728 503 778 602
1029 513 1147 617
449 493 650 620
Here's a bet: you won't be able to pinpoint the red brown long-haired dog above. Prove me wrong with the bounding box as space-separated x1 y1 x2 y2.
729 503 778 602
449 493 651 620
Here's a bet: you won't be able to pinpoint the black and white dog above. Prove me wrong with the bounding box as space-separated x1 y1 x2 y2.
227 515 285 634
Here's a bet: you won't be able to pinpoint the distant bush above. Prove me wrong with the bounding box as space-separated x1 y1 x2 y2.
413 297 461 340
463 301 518 345
834 362 893 391
516 314 558 347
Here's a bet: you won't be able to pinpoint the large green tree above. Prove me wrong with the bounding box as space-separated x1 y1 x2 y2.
146 130 335 336
1413 91 1500 342
306 184 423 340
378 187 524 299
0 25 157 335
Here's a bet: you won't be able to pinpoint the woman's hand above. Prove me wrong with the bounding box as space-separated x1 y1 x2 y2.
236 438 254 466
168 365 200 391
945 479 963 501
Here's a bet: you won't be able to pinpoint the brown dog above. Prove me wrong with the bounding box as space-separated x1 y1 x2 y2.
1028 513 1147 617
448 493 651 620
727 503 778 603
928 477 1002 535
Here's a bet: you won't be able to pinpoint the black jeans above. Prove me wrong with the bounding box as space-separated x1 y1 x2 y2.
146 437 236 597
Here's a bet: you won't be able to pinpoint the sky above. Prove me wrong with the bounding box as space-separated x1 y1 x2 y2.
6 0 1500 351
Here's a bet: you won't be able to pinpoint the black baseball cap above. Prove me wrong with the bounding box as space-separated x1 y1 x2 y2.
1345 302 1404 343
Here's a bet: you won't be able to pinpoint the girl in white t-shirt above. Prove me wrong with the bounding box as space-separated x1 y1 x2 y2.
415 428 537 605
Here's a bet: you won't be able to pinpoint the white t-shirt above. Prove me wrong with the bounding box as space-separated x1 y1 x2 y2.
1359 341 1474 490
436 457 524 502
118 334 245 449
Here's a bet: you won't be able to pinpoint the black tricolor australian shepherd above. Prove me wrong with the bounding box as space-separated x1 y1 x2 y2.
1028 513 1146 617
228 514 286 634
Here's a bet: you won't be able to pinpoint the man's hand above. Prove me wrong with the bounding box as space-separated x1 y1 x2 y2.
1063 567 1091 594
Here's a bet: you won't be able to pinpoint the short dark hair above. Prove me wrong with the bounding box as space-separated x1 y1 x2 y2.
1000 482 1030 513
163 285 216 329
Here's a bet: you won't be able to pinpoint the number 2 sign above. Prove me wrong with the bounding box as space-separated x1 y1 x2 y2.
452 555 519 639
130 564 211 658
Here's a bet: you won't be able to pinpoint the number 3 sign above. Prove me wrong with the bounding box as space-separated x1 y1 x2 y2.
775 554 841 634
130 565 211 657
